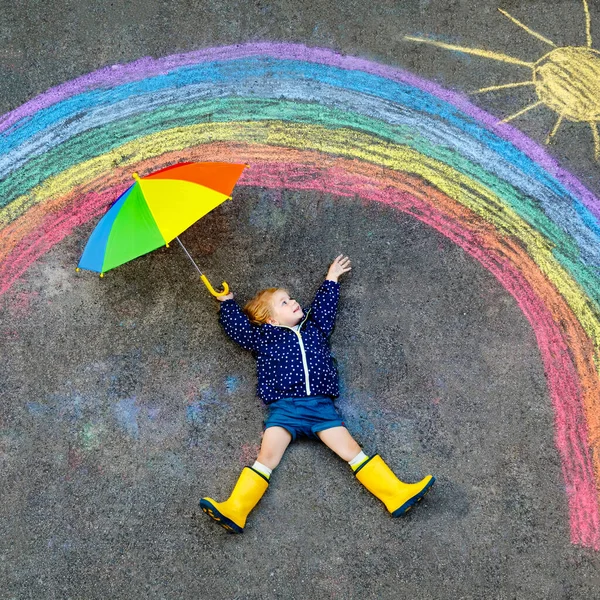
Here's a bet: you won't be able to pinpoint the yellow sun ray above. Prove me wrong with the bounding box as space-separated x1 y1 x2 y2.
584 0 593 47
403 36 534 68
591 122 600 160
546 114 564 144
498 8 557 47
501 100 544 124
473 81 535 94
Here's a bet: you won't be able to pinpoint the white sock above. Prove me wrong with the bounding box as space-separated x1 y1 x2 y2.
252 460 273 479
348 451 368 471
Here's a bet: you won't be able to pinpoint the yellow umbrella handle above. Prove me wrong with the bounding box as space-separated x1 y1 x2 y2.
200 274 230 297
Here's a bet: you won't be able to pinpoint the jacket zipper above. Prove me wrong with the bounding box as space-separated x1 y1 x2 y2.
293 329 311 396
278 310 311 396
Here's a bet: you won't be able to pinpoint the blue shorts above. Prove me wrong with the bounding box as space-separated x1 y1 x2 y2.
264 395 345 442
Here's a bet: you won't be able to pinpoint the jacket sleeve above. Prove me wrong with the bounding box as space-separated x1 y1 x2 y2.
218 299 262 352
308 279 340 337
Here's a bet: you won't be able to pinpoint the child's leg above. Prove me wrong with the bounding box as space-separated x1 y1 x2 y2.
315 426 362 461
317 426 435 517
256 426 293 470
199 427 292 534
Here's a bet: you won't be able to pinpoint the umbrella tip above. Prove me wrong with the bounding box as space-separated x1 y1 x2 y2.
133 172 141 182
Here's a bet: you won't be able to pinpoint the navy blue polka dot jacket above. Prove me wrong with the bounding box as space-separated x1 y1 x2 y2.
218 279 340 404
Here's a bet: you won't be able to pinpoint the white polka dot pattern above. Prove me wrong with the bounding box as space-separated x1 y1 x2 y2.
219 280 341 403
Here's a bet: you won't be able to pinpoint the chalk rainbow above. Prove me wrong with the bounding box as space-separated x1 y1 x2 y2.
1 43 599 549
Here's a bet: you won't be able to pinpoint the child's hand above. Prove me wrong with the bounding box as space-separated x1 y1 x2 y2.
216 292 234 301
326 255 352 282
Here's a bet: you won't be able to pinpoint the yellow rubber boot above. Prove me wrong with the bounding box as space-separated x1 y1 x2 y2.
200 467 269 533
355 455 435 517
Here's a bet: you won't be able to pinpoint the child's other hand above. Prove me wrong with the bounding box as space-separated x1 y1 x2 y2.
326 255 352 282
216 292 234 301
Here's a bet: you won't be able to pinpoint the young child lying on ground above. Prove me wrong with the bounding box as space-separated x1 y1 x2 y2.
200 255 435 533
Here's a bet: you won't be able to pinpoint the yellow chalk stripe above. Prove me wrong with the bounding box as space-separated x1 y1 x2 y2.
584 0 593 48
546 114 564 144
591 122 600 160
498 8 557 48
501 101 544 124
3 120 600 350
403 36 534 68
473 81 535 94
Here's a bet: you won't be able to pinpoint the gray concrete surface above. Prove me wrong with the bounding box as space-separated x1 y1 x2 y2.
2 1 600 599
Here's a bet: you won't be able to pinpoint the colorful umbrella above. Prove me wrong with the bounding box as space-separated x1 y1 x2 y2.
77 162 247 296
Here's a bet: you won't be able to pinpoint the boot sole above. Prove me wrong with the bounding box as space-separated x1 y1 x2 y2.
199 498 244 534
391 476 436 517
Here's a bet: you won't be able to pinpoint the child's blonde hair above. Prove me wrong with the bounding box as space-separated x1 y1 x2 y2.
243 287 288 326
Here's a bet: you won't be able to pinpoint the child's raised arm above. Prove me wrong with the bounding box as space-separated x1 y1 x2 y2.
217 292 261 352
309 255 351 337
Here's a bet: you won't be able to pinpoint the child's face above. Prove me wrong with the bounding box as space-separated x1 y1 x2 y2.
268 289 303 327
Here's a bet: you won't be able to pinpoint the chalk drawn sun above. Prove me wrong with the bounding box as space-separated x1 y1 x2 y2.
406 0 600 160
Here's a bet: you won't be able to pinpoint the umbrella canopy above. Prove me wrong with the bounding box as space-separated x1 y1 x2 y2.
78 162 246 291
